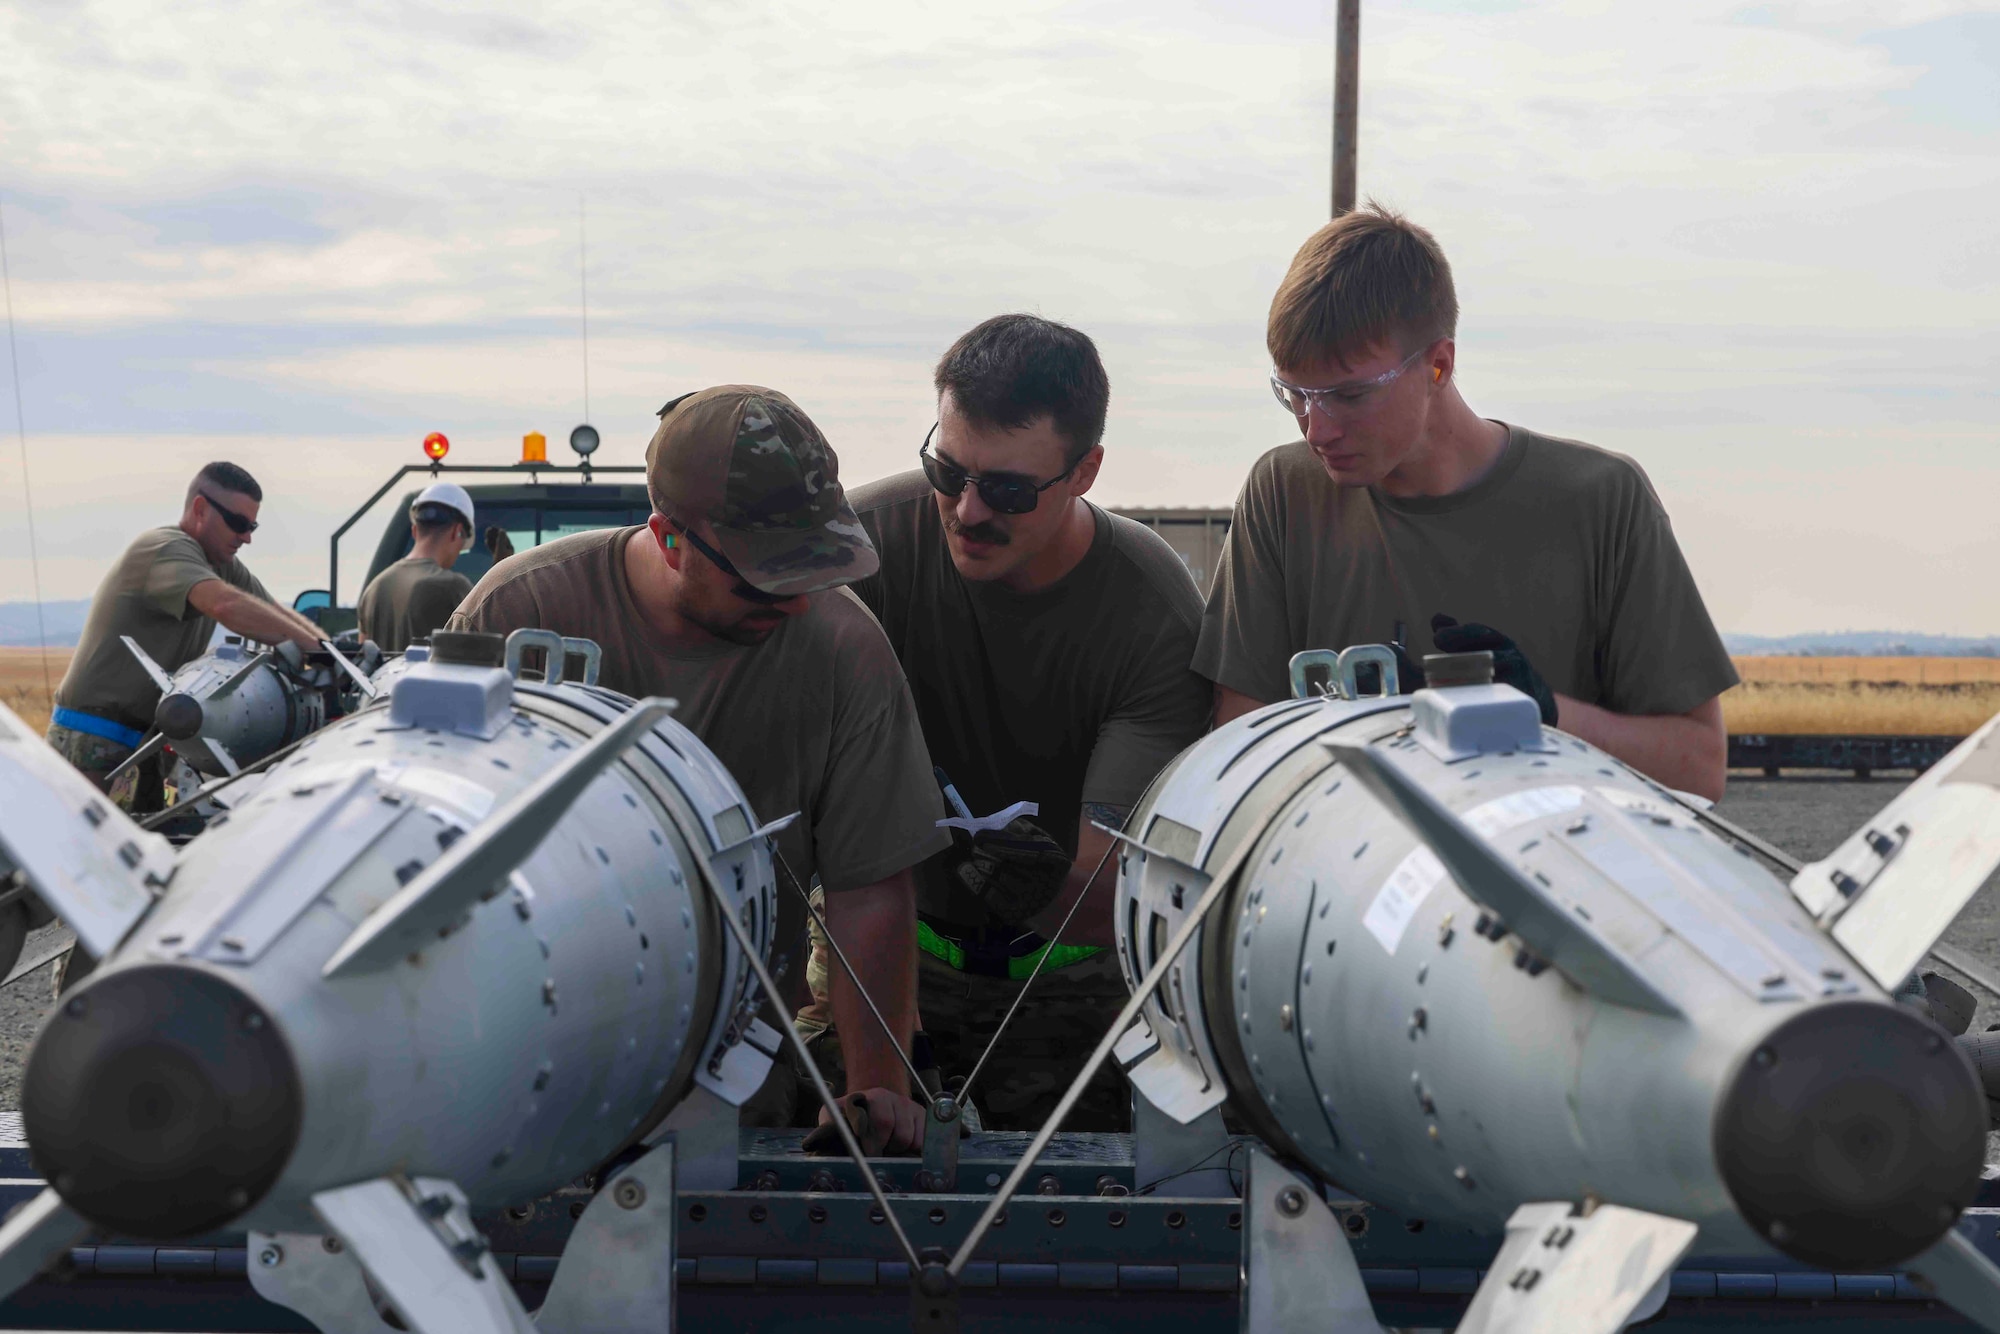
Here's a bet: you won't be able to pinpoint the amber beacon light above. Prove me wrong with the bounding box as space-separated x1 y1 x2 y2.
422 432 450 462
521 431 548 464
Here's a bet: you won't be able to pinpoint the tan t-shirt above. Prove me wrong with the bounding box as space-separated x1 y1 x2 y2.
1195 426 1739 715
358 556 474 653
850 472 1211 927
56 526 271 732
448 527 951 977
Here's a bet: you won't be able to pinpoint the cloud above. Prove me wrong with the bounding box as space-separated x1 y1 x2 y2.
0 0 1996 634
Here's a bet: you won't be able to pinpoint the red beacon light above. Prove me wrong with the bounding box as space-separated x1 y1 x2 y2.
422 432 450 462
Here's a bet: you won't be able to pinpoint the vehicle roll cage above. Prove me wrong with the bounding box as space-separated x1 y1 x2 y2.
326 461 645 606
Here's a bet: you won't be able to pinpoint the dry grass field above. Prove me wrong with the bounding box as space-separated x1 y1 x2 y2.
1725 656 2000 736
0 646 70 736
5 647 1997 739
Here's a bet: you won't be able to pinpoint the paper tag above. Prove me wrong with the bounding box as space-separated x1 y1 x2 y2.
937 799 1039 835
1364 845 1447 955
1466 785 1582 838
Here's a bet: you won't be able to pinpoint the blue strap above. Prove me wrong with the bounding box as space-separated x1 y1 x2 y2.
50 707 147 750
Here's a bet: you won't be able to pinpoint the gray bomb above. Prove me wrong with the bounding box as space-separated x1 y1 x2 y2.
120 634 335 779
1114 648 2000 1328
0 630 778 1330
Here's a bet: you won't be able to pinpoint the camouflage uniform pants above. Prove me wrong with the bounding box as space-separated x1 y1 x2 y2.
800 916 1132 1131
43 723 164 813
914 949 1132 1132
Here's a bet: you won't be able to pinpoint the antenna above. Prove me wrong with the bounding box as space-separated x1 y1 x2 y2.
0 198 52 705
578 194 590 424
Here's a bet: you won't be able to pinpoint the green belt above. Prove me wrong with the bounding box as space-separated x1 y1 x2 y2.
916 920 1105 980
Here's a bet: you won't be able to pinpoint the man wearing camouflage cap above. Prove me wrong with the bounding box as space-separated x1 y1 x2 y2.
450 386 949 1154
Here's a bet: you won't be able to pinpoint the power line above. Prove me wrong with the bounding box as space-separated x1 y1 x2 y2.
0 197 53 706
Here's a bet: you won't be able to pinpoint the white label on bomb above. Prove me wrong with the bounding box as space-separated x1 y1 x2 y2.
1362 786 1583 955
1365 845 1448 954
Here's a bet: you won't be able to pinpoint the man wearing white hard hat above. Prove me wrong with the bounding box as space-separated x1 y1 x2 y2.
357 481 476 652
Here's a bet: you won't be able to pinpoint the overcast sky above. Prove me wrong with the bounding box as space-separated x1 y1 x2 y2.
1 0 1995 633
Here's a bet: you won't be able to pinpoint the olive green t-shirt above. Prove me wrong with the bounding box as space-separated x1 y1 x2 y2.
55 526 270 732
358 556 474 653
849 472 1211 928
448 527 951 977
1194 426 1739 715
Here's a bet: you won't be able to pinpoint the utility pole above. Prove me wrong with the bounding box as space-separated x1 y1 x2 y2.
1332 0 1360 216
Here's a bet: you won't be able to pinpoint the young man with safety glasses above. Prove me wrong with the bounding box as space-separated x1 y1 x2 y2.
50 461 325 810
1198 207 1737 799
449 385 949 1155
837 314 1210 1130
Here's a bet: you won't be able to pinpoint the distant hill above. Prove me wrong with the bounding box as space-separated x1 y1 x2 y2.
3 599 1995 658
0 601 90 648
1725 631 2000 657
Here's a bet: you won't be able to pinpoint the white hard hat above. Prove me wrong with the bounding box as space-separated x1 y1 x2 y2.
412 481 475 532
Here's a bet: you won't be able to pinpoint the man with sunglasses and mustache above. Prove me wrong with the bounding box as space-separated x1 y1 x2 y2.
832 315 1210 1130
1198 207 1736 799
50 460 325 810
449 386 949 1155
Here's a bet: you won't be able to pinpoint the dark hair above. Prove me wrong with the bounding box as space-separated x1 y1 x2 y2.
1267 203 1458 370
186 461 263 505
410 503 467 539
934 314 1109 464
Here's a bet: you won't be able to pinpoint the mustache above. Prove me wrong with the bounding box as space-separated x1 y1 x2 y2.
944 516 1010 546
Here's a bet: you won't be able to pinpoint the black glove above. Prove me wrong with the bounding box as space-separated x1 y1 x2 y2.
952 817 1072 927
1430 614 1559 725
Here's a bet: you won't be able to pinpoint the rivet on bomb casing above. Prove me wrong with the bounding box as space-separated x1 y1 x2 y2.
258 1246 283 1268
322 1236 343 1254
612 1179 646 1210
1751 1046 1778 1071
1275 1187 1307 1218
1279 1004 1294 1032
243 1011 265 1032
63 997 86 1019
1454 1167 1475 1189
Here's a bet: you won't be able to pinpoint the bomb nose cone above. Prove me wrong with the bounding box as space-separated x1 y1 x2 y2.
1716 999 1984 1269
22 965 302 1239
154 692 204 740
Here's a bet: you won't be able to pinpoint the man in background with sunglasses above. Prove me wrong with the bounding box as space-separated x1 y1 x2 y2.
50 460 325 809
450 385 948 1155
835 315 1210 1130
1198 207 1736 799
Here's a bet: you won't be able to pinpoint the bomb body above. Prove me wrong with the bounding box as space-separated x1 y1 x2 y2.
14 643 773 1243
1117 681 1987 1272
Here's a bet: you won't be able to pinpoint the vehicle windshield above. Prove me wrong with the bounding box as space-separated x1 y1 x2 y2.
386 501 651 588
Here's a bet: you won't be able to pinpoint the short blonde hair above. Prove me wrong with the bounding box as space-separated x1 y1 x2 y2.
1266 204 1458 370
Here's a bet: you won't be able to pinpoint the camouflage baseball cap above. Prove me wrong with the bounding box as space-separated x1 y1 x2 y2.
645 386 878 597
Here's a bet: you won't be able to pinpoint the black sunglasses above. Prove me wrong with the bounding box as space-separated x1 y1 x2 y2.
200 491 259 535
672 524 792 606
918 424 1077 516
